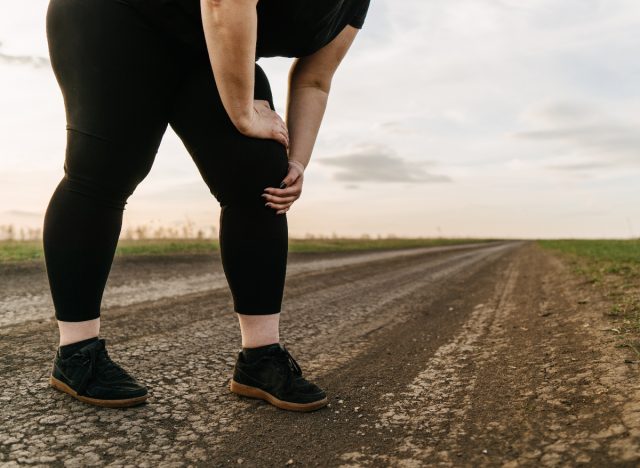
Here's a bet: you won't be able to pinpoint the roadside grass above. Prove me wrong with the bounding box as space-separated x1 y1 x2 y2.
538 240 640 358
0 237 495 264
286 237 492 253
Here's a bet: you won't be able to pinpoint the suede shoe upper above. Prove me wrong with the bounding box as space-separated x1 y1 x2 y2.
52 338 147 401
232 344 326 404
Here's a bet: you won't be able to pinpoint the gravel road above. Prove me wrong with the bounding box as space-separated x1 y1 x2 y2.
1 241 639 467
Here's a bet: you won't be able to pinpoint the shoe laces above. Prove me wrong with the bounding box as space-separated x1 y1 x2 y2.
70 340 131 394
272 345 303 390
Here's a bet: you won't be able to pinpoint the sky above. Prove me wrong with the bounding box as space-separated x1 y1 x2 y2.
0 0 639 239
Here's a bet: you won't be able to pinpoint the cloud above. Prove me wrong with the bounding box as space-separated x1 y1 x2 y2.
513 101 640 169
545 161 612 171
517 124 640 158
317 145 451 183
0 41 49 68
376 121 420 135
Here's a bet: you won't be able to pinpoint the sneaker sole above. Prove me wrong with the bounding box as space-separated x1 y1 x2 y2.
229 379 328 412
49 376 148 408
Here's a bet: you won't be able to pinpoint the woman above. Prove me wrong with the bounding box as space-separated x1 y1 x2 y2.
44 0 370 412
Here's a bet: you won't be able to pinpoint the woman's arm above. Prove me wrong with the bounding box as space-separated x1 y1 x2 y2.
263 25 361 214
200 0 288 146
285 25 360 170
200 0 256 130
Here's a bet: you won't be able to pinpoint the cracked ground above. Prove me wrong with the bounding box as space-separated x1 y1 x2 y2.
1 242 639 467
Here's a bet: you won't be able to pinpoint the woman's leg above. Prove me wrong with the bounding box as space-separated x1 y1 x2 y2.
168 46 327 413
169 61 289 346
44 0 181 341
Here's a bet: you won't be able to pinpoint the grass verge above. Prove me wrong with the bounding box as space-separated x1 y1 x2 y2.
538 240 640 358
0 237 495 264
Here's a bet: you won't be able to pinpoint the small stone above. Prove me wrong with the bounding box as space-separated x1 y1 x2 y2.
575 454 591 463
39 415 64 425
286 459 294 465
237 458 244 464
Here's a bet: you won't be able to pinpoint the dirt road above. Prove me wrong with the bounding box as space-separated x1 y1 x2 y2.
1 242 639 467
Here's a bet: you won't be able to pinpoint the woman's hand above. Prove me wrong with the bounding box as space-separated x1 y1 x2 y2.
262 160 305 215
236 99 289 149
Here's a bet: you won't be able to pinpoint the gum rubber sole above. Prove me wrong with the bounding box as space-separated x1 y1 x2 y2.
49 376 148 408
229 379 328 412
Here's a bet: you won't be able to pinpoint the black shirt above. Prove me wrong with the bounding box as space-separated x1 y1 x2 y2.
123 0 371 59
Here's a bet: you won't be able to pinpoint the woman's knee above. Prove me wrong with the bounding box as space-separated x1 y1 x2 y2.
219 137 289 206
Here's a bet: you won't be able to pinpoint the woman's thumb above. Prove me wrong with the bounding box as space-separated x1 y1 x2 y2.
280 160 304 188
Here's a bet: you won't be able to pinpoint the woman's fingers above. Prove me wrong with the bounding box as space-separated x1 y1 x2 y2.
280 165 303 188
270 110 288 134
262 193 297 203
276 134 286 148
265 201 292 210
263 181 299 203
278 121 288 139
271 127 287 143
275 114 289 138
279 122 288 139
279 127 289 143
240 99 293 152
256 101 288 147
273 129 288 148
264 185 300 197
263 163 301 214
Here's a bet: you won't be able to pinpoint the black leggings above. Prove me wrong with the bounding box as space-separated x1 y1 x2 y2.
44 0 289 321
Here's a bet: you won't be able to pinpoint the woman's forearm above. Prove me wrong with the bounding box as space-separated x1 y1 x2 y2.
285 84 329 169
200 0 257 131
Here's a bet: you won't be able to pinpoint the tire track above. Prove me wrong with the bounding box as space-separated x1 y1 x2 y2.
338 253 520 466
449 246 640 467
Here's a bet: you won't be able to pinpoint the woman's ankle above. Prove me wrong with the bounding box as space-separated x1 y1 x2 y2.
236 312 280 348
57 318 101 346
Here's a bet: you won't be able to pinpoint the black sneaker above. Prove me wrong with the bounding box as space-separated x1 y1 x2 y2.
49 338 148 408
229 343 328 412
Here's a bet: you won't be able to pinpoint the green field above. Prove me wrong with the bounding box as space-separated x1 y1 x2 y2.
0 237 495 264
538 240 640 287
539 240 640 351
